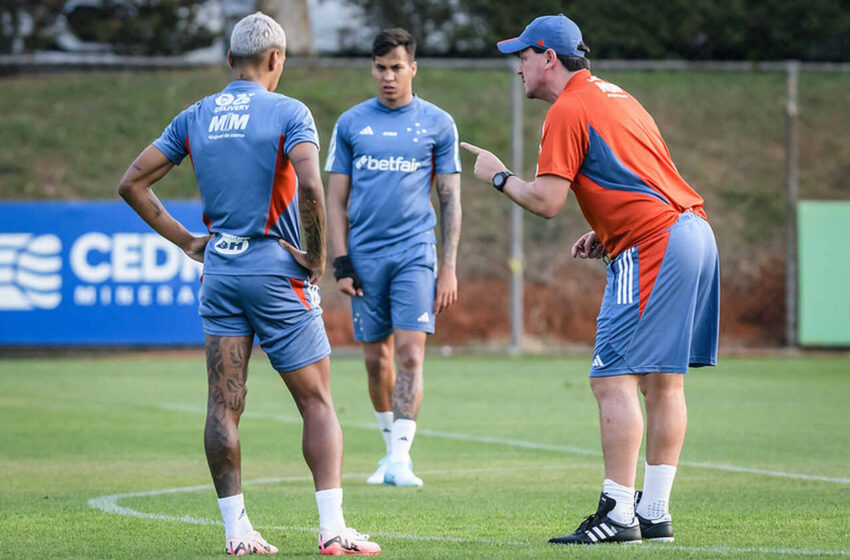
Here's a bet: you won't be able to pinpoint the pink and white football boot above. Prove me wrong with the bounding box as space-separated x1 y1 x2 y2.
225 531 279 555
318 527 381 555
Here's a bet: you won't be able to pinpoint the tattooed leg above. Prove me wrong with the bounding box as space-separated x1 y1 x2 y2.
391 329 426 420
279 357 343 491
204 334 253 498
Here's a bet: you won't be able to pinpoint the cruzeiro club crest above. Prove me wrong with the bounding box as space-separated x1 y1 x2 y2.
0 234 62 310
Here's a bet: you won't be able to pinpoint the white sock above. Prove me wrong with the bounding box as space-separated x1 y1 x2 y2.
315 488 346 531
218 493 253 538
389 419 416 462
374 410 393 456
602 479 636 525
637 463 677 520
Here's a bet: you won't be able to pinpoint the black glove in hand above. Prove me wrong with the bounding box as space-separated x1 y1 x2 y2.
332 255 363 290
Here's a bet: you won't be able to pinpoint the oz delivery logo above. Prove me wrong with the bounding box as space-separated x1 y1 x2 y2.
0 232 202 311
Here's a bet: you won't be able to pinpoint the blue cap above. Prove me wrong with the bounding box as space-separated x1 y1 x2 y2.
497 14 584 57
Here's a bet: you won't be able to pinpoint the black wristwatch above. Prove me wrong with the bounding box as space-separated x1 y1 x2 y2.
492 171 514 192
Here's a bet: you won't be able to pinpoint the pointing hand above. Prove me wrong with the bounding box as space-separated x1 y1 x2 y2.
460 142 508 184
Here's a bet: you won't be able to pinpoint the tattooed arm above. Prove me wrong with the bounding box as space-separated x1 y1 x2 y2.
434 172 462 314
278 142 327 281
118 145 211 262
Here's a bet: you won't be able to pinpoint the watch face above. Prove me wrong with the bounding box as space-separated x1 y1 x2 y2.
494 173 506 187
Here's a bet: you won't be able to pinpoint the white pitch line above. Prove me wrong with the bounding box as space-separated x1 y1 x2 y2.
656 545 850 557
87 465 584 548
680 461 850 484
158 403 850 485
87 467 850 557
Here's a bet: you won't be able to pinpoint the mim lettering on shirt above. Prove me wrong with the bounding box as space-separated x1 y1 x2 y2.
208 113 250 133
354 155 422 173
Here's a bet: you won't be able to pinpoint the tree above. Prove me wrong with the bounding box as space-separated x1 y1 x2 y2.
0 0 220 56
0 0 65 53
340 0 850 60
337 0 462 54
458 0 850 61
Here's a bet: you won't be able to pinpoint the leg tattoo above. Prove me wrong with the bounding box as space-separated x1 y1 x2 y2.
204 334 252 497
392 369 422 420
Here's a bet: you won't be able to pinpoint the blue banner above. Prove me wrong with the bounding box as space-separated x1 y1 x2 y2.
0 201 207 345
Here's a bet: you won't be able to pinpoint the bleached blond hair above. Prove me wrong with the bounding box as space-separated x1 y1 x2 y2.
230 12 286 58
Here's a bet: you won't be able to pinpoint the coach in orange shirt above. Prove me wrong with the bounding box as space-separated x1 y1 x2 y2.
462 14 719 545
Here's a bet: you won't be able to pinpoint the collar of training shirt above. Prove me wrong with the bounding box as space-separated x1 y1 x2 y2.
225 80 268 92
559 69 592 98
373 94 419 114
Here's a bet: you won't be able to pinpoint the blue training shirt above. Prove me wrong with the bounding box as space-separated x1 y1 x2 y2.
153 80 319 277
325 95 461 256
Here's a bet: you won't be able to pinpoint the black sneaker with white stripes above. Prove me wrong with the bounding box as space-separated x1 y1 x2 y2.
548 493 642 545
635 491 674 542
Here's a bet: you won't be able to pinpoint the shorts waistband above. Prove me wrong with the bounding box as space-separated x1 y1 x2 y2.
607 211 706 264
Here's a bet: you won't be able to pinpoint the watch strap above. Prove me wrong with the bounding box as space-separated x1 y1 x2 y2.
492 171 514 192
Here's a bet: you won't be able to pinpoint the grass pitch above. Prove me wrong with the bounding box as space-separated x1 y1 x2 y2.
1 353 849 559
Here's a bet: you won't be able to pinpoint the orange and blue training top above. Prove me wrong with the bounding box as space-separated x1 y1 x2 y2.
536 69 706 259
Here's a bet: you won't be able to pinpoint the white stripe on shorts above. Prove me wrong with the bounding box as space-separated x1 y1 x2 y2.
616 259 623 305
615 248 636 305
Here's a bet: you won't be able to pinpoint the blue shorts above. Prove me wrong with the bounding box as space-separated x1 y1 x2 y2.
590 212 719 377
349 243 437 342
198 274 331 373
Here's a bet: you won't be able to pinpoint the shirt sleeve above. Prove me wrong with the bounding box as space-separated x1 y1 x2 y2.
433 115 461 174
152 104 195 165
536 102 588 181
324 117 353 175
282 101 320 155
